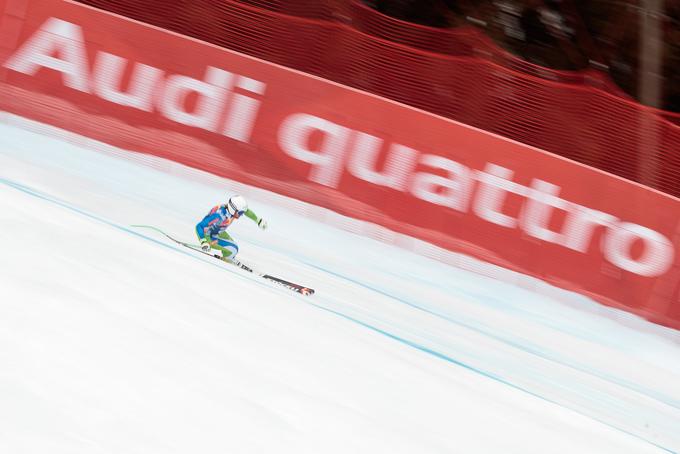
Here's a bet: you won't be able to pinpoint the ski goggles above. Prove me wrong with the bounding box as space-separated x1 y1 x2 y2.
227 201 246 217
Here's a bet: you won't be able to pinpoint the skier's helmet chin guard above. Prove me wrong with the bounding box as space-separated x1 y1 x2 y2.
227 195 248 217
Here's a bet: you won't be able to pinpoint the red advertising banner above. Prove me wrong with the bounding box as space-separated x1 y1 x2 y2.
1 0 679 328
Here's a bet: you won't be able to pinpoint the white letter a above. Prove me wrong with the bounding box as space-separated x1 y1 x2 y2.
4 18 90 92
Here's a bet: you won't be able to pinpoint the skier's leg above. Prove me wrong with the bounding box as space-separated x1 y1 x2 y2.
214 231 239 260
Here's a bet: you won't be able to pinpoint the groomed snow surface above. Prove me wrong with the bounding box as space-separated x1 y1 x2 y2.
1 113 679 453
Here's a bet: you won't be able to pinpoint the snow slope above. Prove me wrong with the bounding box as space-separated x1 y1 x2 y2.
1 112 679 453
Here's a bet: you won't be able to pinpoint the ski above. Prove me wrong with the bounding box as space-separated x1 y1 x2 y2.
131 225 315 296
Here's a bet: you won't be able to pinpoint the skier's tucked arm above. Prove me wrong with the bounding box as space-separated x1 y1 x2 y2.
196 208 221 243
201 226 216 242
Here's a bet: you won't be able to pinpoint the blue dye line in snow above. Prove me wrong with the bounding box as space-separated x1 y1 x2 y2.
297 259 680 412
0 176 674 453
310 303 676 454
251 229 680 452
247 232 680 412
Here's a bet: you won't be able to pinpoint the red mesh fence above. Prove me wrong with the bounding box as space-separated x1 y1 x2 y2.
75 0 680 197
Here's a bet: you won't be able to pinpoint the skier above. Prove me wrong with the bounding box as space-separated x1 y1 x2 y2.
195 194 267 262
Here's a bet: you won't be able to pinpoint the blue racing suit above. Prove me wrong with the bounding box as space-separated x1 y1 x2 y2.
195 204 259 258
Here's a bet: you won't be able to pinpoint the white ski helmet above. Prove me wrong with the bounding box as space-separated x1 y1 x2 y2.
226 195 248 216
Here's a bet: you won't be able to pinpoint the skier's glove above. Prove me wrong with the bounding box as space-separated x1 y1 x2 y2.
257 218 268 230
200 239 212 252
